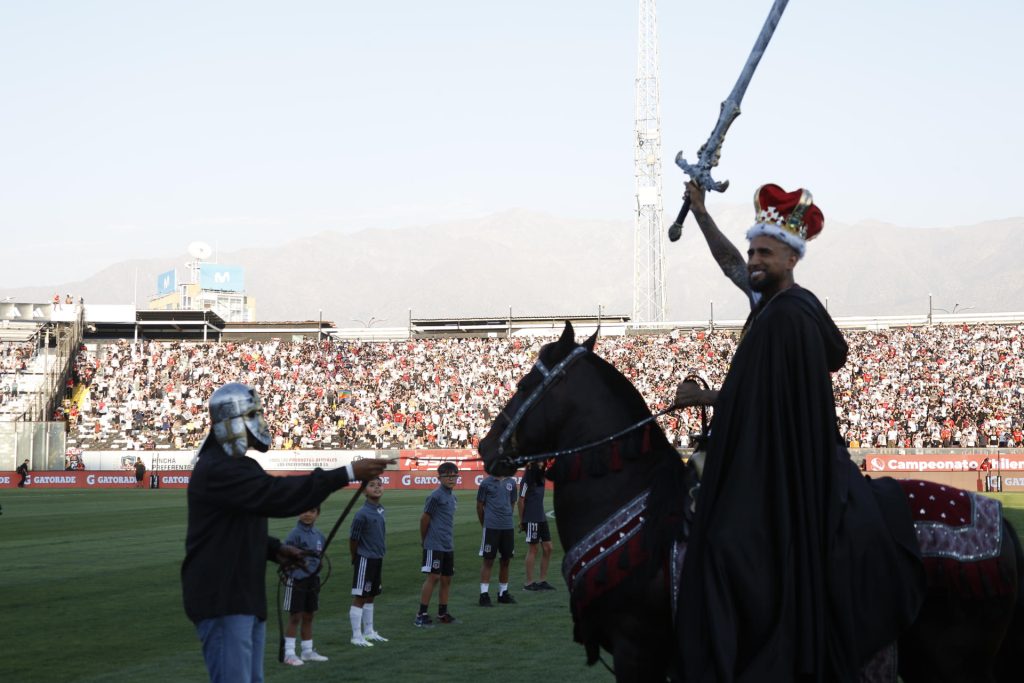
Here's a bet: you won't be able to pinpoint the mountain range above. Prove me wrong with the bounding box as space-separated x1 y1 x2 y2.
4 208 1022 326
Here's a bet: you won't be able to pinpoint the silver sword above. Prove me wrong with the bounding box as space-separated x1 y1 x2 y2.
668 0 790 242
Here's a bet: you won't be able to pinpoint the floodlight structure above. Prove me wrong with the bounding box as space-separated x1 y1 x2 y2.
632 0 667 323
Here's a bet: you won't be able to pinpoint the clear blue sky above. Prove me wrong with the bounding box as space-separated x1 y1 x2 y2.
1 0 1021 287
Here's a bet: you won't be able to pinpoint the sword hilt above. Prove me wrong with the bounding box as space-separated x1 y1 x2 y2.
668 153 730 242
668 196 690 242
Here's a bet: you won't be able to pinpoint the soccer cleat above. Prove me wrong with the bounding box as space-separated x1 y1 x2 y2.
414 613 434 627
364 630 389 642
283 655 304 666
479 592 493 607
350 636 373 647
536 581 557 591
302 650 329 661
523 582 538 591
497 591 517 604
436 613 458 624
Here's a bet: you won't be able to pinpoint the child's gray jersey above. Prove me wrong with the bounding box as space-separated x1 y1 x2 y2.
477 476 518 529
284 522 324 580
423 486 457 551
350 500 387 559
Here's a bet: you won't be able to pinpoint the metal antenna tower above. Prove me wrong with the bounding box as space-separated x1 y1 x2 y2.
632 0 667 323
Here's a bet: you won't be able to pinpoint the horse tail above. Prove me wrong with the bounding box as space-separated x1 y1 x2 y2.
995 516 1024 683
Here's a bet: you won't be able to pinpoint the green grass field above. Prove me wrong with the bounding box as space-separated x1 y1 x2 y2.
3 489 1023 682
0 487 597 683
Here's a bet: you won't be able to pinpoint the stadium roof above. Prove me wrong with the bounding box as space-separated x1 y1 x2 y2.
86 310 226 341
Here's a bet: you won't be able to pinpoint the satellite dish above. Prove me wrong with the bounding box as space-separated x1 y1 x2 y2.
188 241 213 260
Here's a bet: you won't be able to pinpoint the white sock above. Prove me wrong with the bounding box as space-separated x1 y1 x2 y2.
285 637 296 656
301 639 313 654
499 583 508 594
362 603 375 634
349 606 363 639
480 583 489 594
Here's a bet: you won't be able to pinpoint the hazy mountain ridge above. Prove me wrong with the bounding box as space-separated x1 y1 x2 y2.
4 209 1022 325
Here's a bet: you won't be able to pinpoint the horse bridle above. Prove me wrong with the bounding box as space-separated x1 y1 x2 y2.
496 346 588 461
494 346 685 470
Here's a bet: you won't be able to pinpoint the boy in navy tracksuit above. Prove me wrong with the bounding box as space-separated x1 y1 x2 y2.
282 507 328 666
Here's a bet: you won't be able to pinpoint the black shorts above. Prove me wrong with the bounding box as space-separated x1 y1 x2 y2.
524 520 552 544
421 549 455 577
351 556 384 597
479 527 515 560
283 575 320 614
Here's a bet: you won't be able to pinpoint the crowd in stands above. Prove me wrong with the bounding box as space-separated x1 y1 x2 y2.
65 323 1024 451
0 340 38 408
836 324 1024 449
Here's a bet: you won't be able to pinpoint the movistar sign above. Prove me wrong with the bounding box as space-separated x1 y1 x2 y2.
199 265 245 292
156 269 176 295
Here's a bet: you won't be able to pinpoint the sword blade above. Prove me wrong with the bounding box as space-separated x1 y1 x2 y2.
668 0 791 242
726 0 790 107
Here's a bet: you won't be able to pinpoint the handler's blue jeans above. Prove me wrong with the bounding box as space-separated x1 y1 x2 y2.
196 614 266 683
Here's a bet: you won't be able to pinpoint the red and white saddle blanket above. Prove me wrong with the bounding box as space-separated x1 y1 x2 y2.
861 481 1010 683
897 479 1012 597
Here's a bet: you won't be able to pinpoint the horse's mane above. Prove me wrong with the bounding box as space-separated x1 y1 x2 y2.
591 354 660 418
539 338 659 431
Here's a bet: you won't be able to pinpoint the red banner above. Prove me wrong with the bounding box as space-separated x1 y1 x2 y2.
397 450 483 471
380 470 515 490
863 453 1024 473
0 471 151 489
0 469 515 490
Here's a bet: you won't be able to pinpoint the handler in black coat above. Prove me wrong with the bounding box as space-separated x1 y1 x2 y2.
673 183 924 682
182 382 390 683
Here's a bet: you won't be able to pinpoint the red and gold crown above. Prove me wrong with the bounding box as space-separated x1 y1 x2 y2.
744 183 824 259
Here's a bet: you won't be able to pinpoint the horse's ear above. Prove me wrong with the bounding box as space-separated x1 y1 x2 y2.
558 321 575 347
583 328 598 352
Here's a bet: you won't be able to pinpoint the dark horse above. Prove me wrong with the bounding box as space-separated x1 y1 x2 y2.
478 323 1024 682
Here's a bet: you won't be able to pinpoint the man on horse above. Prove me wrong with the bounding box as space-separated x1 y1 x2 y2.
672 183 925 681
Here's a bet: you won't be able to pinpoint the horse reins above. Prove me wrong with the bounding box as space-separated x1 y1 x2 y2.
504 407 678 468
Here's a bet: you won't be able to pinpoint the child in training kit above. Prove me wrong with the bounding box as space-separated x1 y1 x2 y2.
519 462 555 591
415 462 459 627
349 477 388 646
477 472 519 605
282 507 328 666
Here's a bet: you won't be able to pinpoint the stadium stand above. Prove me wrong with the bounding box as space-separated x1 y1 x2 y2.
0 336 46 421
63 322 1024 452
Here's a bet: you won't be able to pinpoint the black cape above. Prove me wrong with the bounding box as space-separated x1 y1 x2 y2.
678 286 924 682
